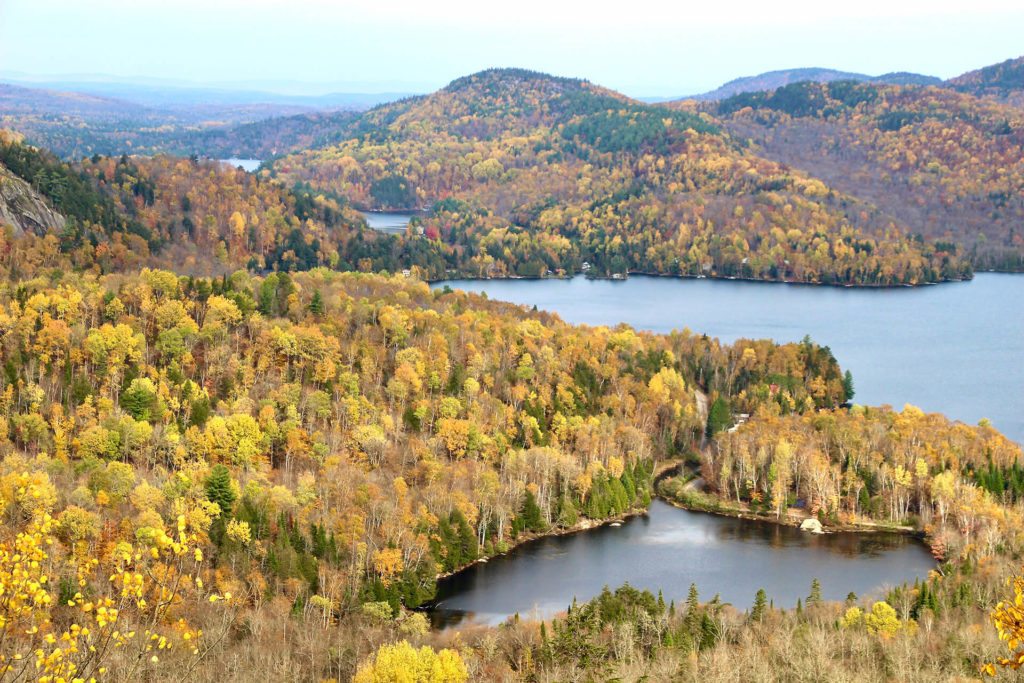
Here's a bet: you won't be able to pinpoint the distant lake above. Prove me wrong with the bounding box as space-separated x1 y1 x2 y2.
430 499 933 628
434 273 1024 443
360 211 420 234
219 158 261 172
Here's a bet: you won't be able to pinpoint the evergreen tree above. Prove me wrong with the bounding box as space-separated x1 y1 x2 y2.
751 588 768 621
684 583 701 637
205 464 236 516
521 490 545 531
556 495 579 527
705 396 732 439
808 577 823 606
307 289 324 316
842 369 855 402
699 613 717 650
451 510 478 563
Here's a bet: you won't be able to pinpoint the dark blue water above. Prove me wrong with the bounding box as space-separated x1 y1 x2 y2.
432 500 934 627
434 273 1024 443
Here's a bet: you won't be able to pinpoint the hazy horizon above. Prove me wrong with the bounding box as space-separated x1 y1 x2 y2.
2 0 1023 99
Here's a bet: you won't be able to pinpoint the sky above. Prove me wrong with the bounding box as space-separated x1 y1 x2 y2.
1 0 1023 97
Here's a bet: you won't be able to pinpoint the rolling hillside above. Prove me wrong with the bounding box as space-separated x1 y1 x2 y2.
269 68 965 285
947 55 1024 108
712 80 1024 270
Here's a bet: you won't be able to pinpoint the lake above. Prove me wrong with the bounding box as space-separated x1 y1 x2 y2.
361 211 420 234
431 499 934 628
434 273 1024 443
219 158 261 172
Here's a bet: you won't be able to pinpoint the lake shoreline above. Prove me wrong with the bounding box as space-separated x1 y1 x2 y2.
657 478 924 540
432 505 648 583
431 269 973 290
426 495 935 628
431 479 926 592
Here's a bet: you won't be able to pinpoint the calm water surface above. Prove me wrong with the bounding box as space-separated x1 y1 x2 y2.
431 500 934 627
435 273 1024 442
361 211 419 234
219 158 261 172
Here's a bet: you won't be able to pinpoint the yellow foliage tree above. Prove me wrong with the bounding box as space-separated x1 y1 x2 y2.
0 476 231 681
353 640 468 683
988 566 1024 673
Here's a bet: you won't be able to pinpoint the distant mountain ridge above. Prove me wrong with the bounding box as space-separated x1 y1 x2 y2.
947 56 1024 108
0 74 415 109
689 67 942 101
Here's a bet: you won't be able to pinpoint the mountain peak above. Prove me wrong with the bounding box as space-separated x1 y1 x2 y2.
444 68 588 93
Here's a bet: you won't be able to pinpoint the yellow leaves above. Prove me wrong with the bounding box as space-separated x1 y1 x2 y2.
225 519 252 547
353 640 468 683
436 418 472 460
864 601 905 637
372 548 404 587
991 567 1024 671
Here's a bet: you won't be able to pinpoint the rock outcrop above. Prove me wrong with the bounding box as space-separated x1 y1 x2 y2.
0 162 65 237
799 518 824 534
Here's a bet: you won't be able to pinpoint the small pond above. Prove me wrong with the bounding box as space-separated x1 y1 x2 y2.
430 499 934 628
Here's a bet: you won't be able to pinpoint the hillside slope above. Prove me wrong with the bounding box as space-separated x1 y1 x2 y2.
270 68 965 285
713 80 1024 270
947 56 1024 108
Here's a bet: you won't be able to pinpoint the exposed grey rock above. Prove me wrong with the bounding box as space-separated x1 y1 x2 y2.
799 518 824 534
0 163 65 237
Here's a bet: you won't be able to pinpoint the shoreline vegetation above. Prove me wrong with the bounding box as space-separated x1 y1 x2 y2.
432 505 648 583
426 268 976 288
657 475 920 537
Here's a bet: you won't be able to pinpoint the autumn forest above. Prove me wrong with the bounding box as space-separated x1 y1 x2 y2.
0 51 1022 682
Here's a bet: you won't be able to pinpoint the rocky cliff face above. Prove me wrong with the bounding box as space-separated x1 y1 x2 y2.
0 162 65 237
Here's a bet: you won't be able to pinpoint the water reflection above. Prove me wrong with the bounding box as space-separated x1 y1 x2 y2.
428 499 933 628
360 211 420 234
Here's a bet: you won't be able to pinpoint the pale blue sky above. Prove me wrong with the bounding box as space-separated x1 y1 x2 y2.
2 0 1023 97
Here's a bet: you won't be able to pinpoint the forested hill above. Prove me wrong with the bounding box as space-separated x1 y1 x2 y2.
0 131 396 278
688 67 941 101
0 81 365 160
270 68 967 285
947 55 1024 108
712 80 1024 271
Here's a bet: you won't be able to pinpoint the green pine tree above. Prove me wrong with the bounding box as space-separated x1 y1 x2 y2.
751 588 768 621
307 289 324 316
205 464 236 517
842 369 855 402
705 396 732 439
808 577 823 606
684 583 701 637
